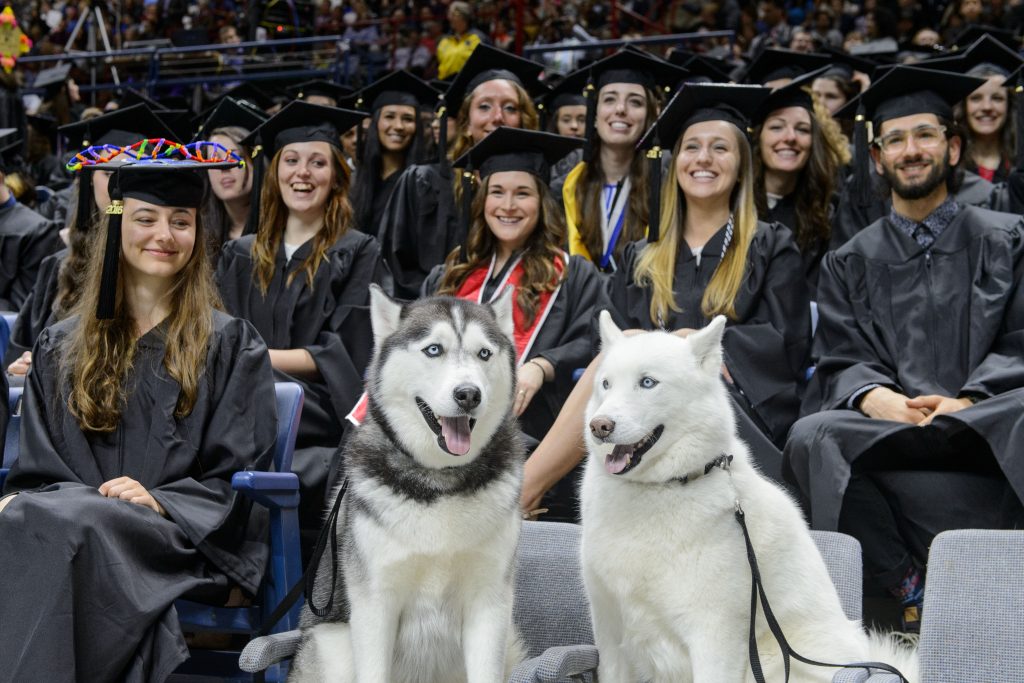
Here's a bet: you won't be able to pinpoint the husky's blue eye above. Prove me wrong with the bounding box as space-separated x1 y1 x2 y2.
601 379 609 390
423 344 443 357
478 348 492 360
640 377 659 389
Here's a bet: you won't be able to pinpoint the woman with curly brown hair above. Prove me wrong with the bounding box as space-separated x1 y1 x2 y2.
752 69 851 292
556 49 687 273
0 157 277 681
423 128 605 520
378 44 544 299
215 101 384 556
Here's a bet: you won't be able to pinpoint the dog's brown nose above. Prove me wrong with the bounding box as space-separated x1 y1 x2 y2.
590 416 615 439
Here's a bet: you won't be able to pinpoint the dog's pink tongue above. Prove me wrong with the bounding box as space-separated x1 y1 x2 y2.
441 416 472 456
605 444 633 474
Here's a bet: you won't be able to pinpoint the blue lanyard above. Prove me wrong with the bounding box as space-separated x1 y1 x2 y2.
599 180 626 270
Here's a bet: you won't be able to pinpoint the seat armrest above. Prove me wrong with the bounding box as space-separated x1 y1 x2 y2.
508 645 599 683
239 629 303 672
232 471 300 508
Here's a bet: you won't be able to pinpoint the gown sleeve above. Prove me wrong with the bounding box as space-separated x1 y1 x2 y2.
5 250 63 365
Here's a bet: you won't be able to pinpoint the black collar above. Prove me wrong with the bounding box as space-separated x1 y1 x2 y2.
672 453 733 486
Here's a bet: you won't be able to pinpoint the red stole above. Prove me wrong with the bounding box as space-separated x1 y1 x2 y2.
346 253 565 427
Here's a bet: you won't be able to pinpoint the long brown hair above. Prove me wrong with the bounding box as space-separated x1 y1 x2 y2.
573 86 662 262
55 174 100 319
61 203 222 433
635 123 758 324
251 144 353 293
201 126 255 257
436 173 565 327
753 95 849 250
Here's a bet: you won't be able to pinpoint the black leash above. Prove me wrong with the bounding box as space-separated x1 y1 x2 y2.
679 455 912 683
256 477 348 637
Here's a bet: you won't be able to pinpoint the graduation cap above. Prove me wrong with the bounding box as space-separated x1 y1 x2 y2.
677 53 736 83
0 128 22 173
213 83 277 112
241 100 367 234
33 63 71 93
820 47 878 80
916 34 1024 77
753 66 832 123
835 66 985 206
193 97 268 140
352 70 440 112
155 109 196 144
119 87 168 111
739 48 832 85
286 79 356 107
537 73 587 129
60 104 182 234
90 155 240 319
27 114 59 150
951 24 1020 51
637 83 771 243
451 128 583 256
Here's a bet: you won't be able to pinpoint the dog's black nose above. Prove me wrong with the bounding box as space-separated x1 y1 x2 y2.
590 416 615 439
453 384 481 411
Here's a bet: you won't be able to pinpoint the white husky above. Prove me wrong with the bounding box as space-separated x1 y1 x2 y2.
289 286 525 683
580 312 917 683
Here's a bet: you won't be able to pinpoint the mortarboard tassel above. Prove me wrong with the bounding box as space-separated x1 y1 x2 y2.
244 145 265 236
459 158 473 262
97 173 123 320
1015 74 1024 170
646 142 662 243
582 78 597 165
851 102 874 207
437 105 451 179
74 171 93 233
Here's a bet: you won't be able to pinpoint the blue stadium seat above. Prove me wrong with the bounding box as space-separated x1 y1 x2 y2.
0 386 23 490
173 381 305 682
0 313 16 363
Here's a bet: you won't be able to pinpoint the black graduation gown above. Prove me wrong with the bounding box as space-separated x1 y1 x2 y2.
764 193 829 296
378 162 463 300
606 222 812 472
0 200 61 312
35 183 73 223
0 312 277 682
4 247 64 365
215 231 383 540
367 172 400 235
785 205 1024 531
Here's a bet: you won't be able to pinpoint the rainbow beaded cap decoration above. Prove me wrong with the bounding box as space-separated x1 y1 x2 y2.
67 139 244 173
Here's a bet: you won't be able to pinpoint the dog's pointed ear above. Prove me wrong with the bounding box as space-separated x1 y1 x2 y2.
598 310 624 351
490 285 515 342
688 315 727 375
369 284 403 349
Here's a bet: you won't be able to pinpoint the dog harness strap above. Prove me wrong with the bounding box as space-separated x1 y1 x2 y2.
674 453 733 485
735 506 912 683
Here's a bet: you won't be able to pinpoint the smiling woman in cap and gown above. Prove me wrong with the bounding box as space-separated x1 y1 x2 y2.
215 100 384 557
377 44 546 300
423 128 608 520
0 152 277 681
521 82 812 513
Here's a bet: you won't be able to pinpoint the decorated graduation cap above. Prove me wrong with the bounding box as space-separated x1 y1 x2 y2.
67 139 242 319
835 65 986 206
193 96 268 140
573 47 689 163
637 83 771 243
241 100 367 234
452 127 583 258
287 79 356 107
739 48 832 85
753 65 831 122
61 104 182 234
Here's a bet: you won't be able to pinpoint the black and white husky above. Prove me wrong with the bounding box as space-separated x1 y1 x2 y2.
290 286 526 683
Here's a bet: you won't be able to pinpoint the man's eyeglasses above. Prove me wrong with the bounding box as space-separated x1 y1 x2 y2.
873 125 947 155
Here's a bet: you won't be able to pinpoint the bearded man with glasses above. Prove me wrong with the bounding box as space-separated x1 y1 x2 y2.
784 66 1024 633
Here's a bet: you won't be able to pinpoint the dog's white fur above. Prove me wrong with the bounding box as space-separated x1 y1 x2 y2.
289 288 525 683
580 313 918 683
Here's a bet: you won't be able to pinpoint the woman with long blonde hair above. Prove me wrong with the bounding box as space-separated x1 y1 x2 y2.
520 84 812 515
0 155 277 679
378 44 544 299
424 128 606 521
216 101 384 556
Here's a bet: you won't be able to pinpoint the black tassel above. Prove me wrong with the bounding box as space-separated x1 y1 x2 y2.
646 140 662 243
75 171 93 233
97 175 123 320
582 79 597 165
437 105 452 180
851 102 873 207
244 145 265 236
356 116 365 165
1015 74 1024 170
458 160 473 262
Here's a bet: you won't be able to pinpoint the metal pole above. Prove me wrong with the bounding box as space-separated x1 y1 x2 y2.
610 0 620 40
514 0 524 55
